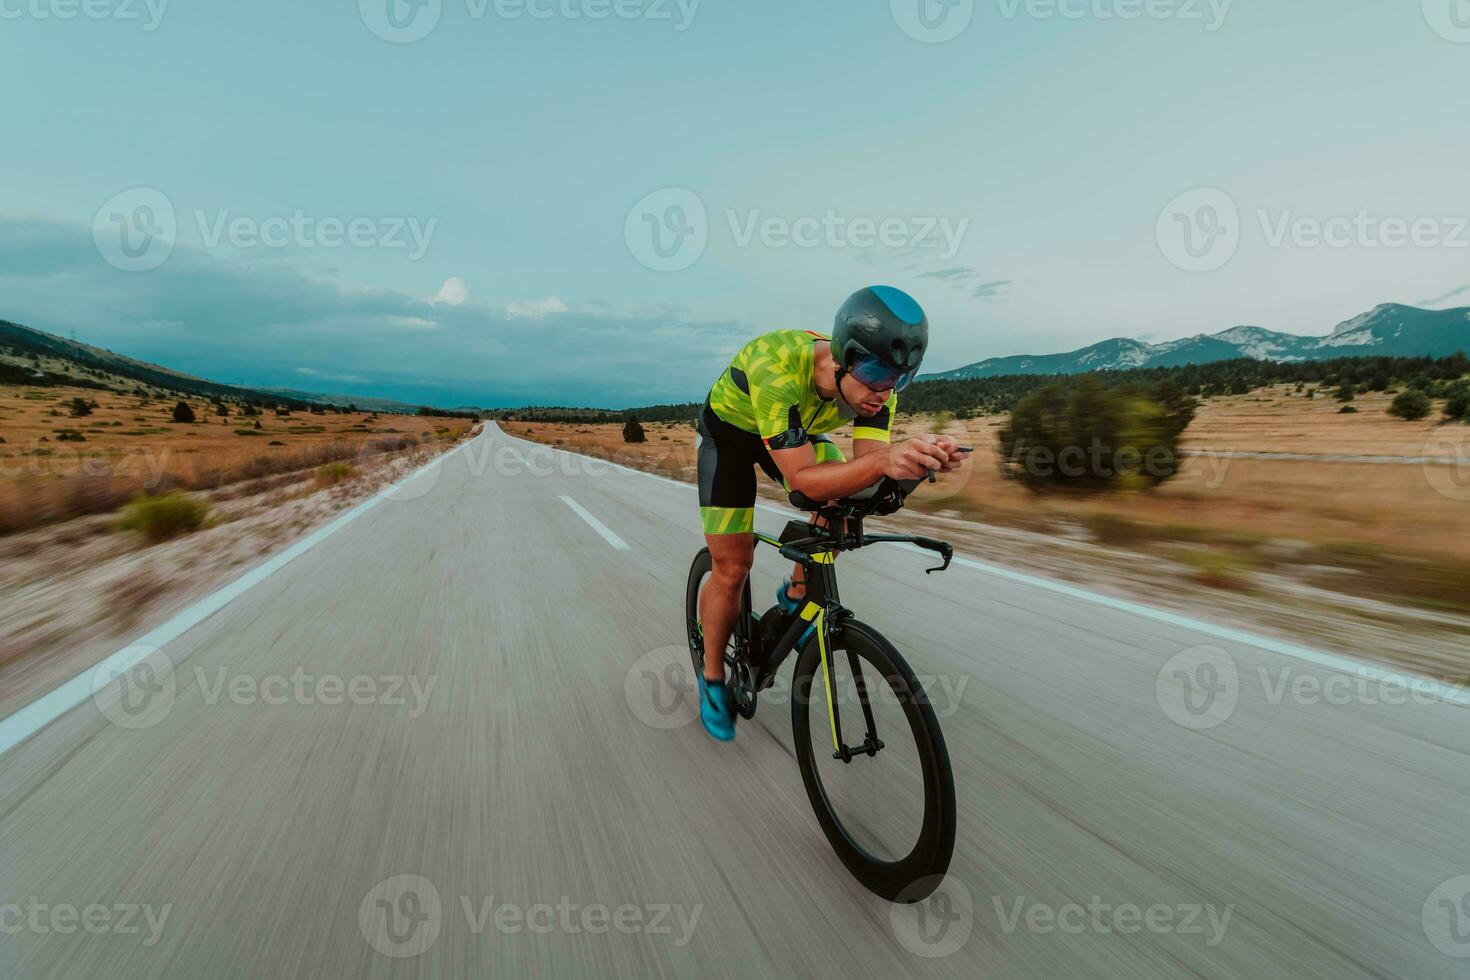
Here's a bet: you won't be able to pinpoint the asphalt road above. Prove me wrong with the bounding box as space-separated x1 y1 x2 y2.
2 424 1467 978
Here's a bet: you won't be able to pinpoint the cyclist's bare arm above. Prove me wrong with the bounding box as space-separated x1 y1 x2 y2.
770 435 968 502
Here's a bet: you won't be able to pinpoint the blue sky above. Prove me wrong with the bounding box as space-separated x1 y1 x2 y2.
3 0 1468 407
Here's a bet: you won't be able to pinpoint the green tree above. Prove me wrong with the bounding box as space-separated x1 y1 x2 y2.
1387 388 1432 420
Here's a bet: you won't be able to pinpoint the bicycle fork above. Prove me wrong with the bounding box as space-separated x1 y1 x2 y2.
803 603 884 764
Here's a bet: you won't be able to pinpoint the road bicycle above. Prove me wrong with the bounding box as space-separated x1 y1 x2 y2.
685 477 957 902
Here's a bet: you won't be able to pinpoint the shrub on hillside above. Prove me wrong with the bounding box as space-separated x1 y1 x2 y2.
115 492 209 542
1387 388 1432 421
1334 385 1355 402
1444 382 1470 421
998 377 1194 491
172 401 196 423
623 416 646 443
67 397 94 417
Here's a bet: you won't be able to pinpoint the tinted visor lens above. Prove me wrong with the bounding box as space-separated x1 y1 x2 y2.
848 354 915 392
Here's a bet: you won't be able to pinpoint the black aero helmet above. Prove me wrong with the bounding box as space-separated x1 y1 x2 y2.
831 286 928 392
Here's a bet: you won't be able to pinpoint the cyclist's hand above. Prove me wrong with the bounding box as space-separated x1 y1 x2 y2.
884 436 951 480
932 436 972 472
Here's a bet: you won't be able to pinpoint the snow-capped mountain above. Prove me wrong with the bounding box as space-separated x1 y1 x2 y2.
926 304 1470 380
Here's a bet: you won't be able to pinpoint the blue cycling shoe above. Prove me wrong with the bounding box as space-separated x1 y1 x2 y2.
776 579 803 615
697 675 736 742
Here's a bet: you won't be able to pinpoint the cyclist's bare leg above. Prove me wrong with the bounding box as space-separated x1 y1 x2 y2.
700 532 754 682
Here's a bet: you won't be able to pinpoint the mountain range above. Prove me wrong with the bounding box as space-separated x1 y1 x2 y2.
926 304 1470 380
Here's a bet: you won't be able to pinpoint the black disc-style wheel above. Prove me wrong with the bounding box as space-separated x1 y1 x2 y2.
791 619 956 901
685 549 757 719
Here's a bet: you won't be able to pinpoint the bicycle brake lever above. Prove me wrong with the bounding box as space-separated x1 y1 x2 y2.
924 544 953 575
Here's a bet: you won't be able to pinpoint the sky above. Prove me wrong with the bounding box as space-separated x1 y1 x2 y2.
2 0 1468 408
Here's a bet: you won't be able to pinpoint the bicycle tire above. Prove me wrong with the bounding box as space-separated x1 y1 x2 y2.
791 619 956 901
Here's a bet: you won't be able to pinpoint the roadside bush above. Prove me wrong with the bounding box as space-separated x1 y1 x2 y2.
998 377 1194 491
116 492 209 542
315 462 355 486
172 401 196 423
1338 405 1358 414
623 416 646 443
1444 382 1470 420
1387 388 1432 421
54 429 87 442
1334 385 1355 402
67 397 94 417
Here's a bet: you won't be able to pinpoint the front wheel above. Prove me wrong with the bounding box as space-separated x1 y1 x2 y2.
791 619 956 901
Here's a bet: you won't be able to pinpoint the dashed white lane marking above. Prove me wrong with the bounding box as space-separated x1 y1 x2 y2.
559 495 631 551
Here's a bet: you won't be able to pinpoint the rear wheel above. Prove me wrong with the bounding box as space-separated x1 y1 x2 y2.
791 619 955 901
685 549 757 719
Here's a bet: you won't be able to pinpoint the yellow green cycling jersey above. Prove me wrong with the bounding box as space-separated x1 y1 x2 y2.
706 329 898 446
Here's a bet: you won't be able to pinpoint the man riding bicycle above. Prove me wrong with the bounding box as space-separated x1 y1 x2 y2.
695 285 970 741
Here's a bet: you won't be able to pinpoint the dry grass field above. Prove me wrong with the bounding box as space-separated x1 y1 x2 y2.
0 385 472 533
502 385 1470 617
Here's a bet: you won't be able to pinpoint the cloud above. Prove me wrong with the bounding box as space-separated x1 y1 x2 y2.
971 279 1012 299
0 213 749 409
432 276 469 306
1419 283 1470 307
918 267 975 282
506 296 569 319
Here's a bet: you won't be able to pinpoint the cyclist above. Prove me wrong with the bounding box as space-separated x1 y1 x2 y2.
695 286 970 741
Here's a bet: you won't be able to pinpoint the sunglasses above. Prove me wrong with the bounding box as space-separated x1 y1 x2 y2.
847 353 916 393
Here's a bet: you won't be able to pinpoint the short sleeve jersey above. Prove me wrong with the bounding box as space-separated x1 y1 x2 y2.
706 330 898 446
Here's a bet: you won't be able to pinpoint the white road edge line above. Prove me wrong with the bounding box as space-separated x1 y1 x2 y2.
496 424 1470 708
0 436 480 758
559 495 631 551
